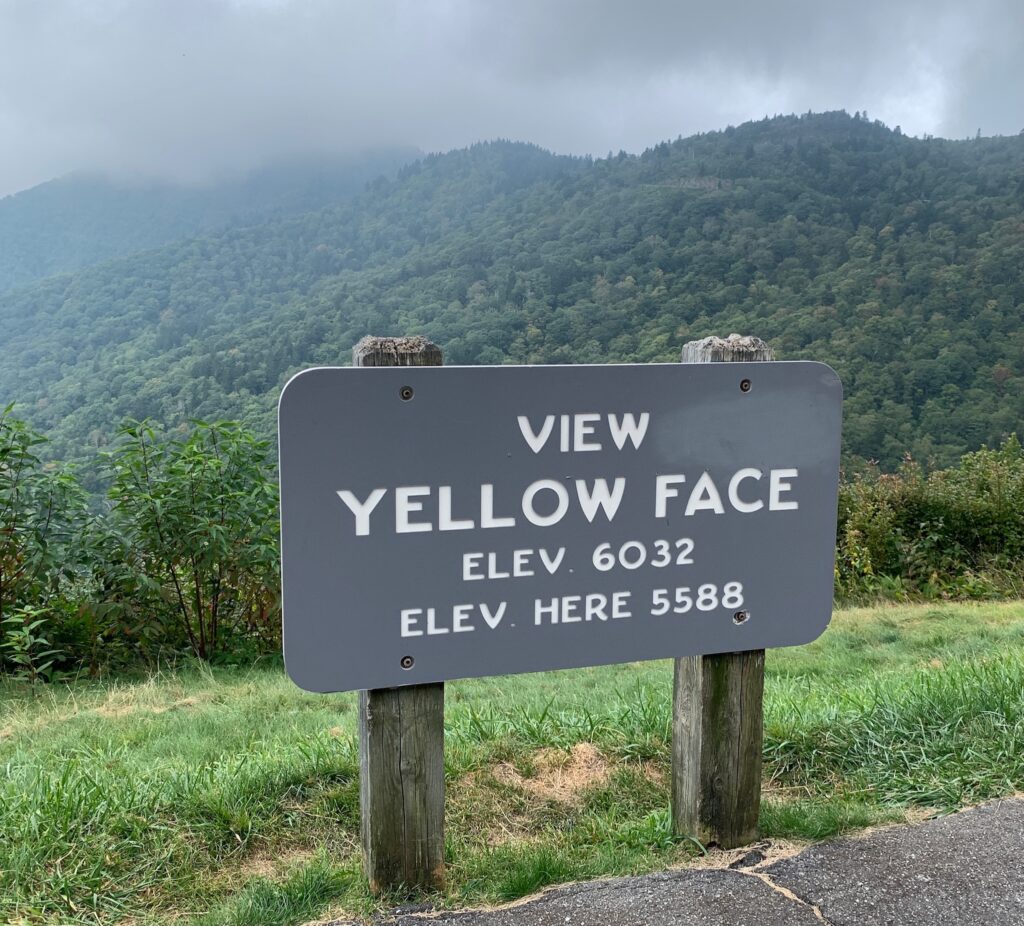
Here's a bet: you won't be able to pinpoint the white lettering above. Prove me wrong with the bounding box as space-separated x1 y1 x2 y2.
452 604 474 633
769 469 799 510
517 415 556 454
574 413 602 451
336 487 387 536
534 593 630 624
486 552 510 579
561 595 582 622
585 593 608 621
513 549 534 577
522 479 570 527
539 547 566 574
438 485 474 531
728 468 764 513
535 598 559 625
462 553 484 581
426 608 448 635
400 608 422 637
608 412 650 450
395 486 432 533
481 484 516 528
655 474 686 517
685 472 725 516
575 477 626 522
481 601 507 629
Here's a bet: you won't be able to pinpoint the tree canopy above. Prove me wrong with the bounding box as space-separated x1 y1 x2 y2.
1 112 1022 472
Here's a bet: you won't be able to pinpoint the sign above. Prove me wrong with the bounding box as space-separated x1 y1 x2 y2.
279 362 841 693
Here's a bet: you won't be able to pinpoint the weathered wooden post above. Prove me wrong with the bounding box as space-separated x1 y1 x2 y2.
672 333 773 849
353 335 446 893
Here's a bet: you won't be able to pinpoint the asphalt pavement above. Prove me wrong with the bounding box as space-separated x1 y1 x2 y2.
335 796 1024 926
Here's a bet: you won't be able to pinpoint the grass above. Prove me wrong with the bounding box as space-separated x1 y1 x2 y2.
2 601 1024 924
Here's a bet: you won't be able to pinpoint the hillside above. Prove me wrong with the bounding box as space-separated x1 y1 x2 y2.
0 148 417 293
1 112 1023 470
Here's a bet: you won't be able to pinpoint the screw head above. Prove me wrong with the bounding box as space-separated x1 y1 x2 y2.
400 655 415 669
400 385 414 401
739 379 752 393
733 610 750 625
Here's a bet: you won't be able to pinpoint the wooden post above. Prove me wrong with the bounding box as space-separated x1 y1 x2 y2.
354 335 445 894
672 333 773 849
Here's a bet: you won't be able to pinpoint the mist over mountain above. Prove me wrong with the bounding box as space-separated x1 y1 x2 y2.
4 0 1023 198
0 148 418 294
2 112 1023 475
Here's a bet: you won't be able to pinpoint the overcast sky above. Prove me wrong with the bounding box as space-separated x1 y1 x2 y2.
1 0 1022 197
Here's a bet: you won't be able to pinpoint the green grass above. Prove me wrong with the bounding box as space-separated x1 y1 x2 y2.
3 601 1024 924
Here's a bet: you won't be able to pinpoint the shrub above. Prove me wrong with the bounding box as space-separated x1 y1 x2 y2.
0 405 86 672
836 436 1024 601
105 420 280 661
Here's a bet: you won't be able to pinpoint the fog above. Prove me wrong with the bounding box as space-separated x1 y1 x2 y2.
1 0 1021 196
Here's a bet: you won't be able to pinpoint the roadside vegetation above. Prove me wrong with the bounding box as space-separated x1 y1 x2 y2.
5 406 1024 923
5 406 1024 679
3 601 1024 924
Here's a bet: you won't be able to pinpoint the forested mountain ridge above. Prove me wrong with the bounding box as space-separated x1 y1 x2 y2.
2 112 1023 471
0 148 418 294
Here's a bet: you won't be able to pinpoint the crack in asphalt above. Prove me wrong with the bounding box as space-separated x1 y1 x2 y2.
739 868 836 925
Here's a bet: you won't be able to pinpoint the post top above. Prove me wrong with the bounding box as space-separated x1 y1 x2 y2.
682 334 774 363
353 336 443 367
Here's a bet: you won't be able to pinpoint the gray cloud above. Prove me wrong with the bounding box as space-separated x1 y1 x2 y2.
0 0 1020 196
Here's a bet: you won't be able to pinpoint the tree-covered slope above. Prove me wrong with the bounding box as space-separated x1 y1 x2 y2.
2 113 1023 470
0 148 418 293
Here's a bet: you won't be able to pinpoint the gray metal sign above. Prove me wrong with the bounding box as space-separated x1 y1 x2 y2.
279 362 842 693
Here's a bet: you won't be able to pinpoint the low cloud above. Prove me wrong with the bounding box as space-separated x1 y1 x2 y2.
0 0 1020 196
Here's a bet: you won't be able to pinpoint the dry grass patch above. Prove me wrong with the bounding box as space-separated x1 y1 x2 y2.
95 688 208 717
762 778 814 803
151 696 202 714
450 743 616 848
450 766 540 847
686 838 807 871
94 702 137 719
231 846 319 882
493 743 611 805
452 744 669 849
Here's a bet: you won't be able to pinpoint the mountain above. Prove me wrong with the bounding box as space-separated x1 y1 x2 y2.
0 148 419 293
1 112 1023 473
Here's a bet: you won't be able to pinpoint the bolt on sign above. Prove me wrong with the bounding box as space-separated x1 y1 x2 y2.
279 363 842 693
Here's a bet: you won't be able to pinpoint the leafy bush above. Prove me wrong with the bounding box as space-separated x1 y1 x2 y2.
1 605 63 682
105 420 280 661
0 405 86 674
837 436 1024 601
55 523 171 673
